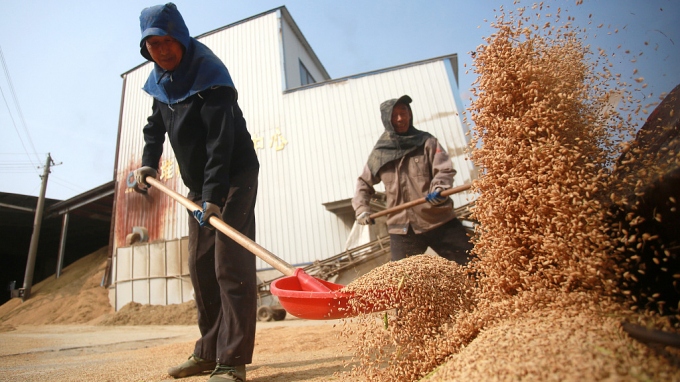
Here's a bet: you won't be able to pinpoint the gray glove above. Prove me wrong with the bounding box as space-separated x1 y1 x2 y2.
193 201 221 229
356 211 374 225
133 166 157 193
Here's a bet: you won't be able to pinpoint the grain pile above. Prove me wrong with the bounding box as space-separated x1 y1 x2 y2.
0 248 198 328
0 247 113 327
339 255 477 381
433 303 679 381
337 2 679 381
97 300 197 326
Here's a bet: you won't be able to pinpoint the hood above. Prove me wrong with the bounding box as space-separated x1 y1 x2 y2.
380 95 414 134
366 95 433 176
139 3 190 61
139 3 235 104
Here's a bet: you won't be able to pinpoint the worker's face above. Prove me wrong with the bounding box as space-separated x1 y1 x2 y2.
391 103 411 134
145 35 184 71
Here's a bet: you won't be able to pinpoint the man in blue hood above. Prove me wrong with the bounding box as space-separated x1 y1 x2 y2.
133 4 259 381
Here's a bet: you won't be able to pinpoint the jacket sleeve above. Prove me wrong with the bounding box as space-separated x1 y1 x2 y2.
141 100 167 170
352 164 380 217
200 86 239 206
427 138 456 192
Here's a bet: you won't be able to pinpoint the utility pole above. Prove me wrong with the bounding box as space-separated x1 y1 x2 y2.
19 153 53 301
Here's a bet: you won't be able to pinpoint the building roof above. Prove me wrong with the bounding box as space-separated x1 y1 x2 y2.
0 181 114 305
122 6 329 80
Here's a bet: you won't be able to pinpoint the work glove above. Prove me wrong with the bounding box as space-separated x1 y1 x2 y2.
193 201 221 229
356 211 374 225
133 166 157 193
425 187 447 206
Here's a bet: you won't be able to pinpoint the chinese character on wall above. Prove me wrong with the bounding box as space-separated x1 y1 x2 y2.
252 136 264 150
270 128 288 151
251 128 289 152
159 158 175 181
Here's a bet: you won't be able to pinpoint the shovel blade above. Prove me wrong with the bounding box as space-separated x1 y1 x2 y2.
270 276 355 320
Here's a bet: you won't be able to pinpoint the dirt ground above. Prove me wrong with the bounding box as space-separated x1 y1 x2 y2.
0 320 349 381
0 249 352 382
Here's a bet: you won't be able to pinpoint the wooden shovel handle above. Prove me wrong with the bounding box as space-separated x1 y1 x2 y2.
145 177 296 277
369 183 472 220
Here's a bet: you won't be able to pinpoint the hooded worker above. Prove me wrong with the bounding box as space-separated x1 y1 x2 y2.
132 3 259 381
352 95 473 264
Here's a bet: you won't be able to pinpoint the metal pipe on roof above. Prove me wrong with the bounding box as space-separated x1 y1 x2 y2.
0 202 35 213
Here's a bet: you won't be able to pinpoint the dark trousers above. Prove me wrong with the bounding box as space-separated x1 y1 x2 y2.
390 218 473 265
187 168 258 366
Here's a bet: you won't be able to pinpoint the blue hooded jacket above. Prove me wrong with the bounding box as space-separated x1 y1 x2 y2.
139 3 234 104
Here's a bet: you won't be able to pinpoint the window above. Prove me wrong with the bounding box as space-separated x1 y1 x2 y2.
299 60 316 86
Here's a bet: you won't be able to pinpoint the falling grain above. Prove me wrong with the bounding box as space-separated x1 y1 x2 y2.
336 2 678 381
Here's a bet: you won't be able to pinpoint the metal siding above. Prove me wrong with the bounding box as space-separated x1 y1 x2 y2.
115 65 185 249
280 15 328 88
114 10 475 276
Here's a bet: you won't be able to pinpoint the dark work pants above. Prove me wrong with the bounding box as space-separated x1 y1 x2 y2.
187 168 258 366
390 218 473 265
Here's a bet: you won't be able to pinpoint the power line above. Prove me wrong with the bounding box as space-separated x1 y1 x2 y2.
0 162 38 173
49 174 84 194
0 44 41 170
0 153 43 174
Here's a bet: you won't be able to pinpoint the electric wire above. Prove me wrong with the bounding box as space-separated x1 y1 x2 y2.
49 175 84 194
0 45 41 171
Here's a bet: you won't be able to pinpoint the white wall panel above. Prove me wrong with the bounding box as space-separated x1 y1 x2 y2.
150 278 167 305
110 239 192 310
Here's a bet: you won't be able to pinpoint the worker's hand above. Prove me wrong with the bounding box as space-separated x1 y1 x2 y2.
133 166 157 193
425 187 447 206
193 202 221 229
356 211 374 225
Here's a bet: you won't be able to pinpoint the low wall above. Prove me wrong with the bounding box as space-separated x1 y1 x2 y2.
109 238 192 311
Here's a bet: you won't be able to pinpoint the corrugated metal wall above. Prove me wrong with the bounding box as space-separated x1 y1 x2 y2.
116 63 186 246
266 60 475 267
114 7 476 274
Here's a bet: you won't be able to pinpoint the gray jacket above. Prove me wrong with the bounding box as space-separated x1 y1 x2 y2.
352 98 457 234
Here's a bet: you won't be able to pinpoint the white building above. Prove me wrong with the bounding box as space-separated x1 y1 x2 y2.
110 6 477 310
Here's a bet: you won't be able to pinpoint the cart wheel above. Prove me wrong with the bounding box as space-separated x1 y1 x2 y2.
273 308 287 321
257 306 274 322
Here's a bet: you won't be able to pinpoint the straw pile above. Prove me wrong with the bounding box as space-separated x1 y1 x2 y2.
338 2 678 381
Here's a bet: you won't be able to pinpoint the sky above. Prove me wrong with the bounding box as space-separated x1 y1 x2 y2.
1 0 678 200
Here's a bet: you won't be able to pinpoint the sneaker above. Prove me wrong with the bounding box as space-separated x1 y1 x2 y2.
208 364 246 381
167 354 217 378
